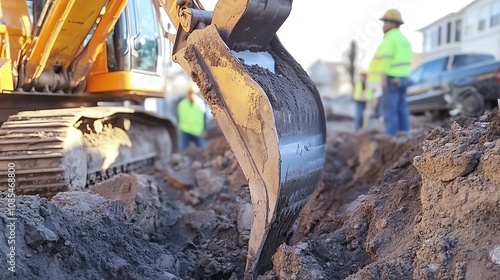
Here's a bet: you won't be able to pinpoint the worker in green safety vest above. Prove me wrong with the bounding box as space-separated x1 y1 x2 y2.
372 8 413 136
352 71 372 131
177 85 208 150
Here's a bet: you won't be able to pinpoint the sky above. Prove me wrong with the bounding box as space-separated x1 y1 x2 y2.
200 0 476 69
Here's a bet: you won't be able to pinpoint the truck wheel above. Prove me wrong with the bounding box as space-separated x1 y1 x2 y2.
456 90 484 117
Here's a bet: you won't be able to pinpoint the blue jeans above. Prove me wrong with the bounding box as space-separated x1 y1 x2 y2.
354 100 366 131
380 76 411 136
180 131 206 150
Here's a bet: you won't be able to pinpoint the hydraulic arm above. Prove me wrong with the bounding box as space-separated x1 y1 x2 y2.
20 0 127 92
163 0 326 278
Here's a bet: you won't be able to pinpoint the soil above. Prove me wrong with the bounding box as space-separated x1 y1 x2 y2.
1 109 500 279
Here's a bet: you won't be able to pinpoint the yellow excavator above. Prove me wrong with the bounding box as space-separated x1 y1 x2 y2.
0 0 178 196
0 0 326 278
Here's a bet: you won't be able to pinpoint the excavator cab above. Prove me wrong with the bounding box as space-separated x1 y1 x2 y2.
85 0 170 97
23 0 169 97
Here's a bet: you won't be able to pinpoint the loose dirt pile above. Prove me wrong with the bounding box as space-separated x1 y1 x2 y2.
1 110 499 279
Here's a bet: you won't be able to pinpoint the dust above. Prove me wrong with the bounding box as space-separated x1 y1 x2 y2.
1 108 500 279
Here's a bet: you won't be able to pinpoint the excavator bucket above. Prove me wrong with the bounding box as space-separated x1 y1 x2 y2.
165 0 326 278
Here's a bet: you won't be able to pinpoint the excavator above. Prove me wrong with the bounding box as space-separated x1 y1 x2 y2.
0 0 326 278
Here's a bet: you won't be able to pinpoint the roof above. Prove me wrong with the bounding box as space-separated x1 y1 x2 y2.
416 0 480 32
417 12 461 32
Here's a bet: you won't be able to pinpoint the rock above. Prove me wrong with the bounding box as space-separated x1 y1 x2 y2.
51 192 112 216
25 225 59 248
129 175 162 235
224 149 234 160
194 168 227 200
170 153 183 166
90 173 138 213
187 209 217 239
213 155 228 170
272 244 325 280
156 253 176 270
413 150 481 182
236 198 252 245
491 246 500 265
166 167 196 190
191 160 202 170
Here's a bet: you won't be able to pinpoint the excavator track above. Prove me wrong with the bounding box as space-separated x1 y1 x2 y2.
0 107 176 197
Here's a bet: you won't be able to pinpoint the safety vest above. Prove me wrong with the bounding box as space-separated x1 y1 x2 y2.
368 58 382 83
353 81 372 101
373 28 413 77
177 96 206 136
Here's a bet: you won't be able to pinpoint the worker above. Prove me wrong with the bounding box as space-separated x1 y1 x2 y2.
352 71 373 131
366 56 384 121
372 9 413 136
177 85 207 150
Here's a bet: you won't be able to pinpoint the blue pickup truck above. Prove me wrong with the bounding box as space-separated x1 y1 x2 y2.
407 53 500 117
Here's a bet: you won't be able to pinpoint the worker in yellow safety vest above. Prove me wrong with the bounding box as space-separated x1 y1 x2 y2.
372 9 413 136
177 85 207 150
352 71 372 131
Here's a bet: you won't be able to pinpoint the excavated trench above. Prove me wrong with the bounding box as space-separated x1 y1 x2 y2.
1 110 500 279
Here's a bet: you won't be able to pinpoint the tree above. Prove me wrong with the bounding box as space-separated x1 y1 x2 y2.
346 40 357 88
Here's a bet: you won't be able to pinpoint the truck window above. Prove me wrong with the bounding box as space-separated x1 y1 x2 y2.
420 57 448 82
451 54 494 70
409 65 424 84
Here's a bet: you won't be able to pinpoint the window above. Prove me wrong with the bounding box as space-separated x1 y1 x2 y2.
26 0 33 20
451 54 495 70
106 14 129 71
409 65 424 84
420 57 448 82
437 26 442 46
446 22 452 43
478 6 488 31
465 13 475 35
131 0 159 72
455 20 462 42
424 31 432 52
492 1 500 27
430 30 437 48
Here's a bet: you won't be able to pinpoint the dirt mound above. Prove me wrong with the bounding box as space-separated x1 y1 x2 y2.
0 191 180 280
1 111 499 279
270 110 500 279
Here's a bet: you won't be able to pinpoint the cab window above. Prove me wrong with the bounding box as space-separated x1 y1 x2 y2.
131 1 158 72
420 57 448 82
451 54 494 70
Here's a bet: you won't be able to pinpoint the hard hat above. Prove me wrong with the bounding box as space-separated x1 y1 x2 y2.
379 9 404 24
187 83 198 94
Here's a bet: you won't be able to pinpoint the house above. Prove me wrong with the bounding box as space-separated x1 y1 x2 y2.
419 0 500 62
307 60 353 97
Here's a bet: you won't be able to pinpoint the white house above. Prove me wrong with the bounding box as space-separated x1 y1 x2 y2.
419 0 500 62
307 60 353 97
